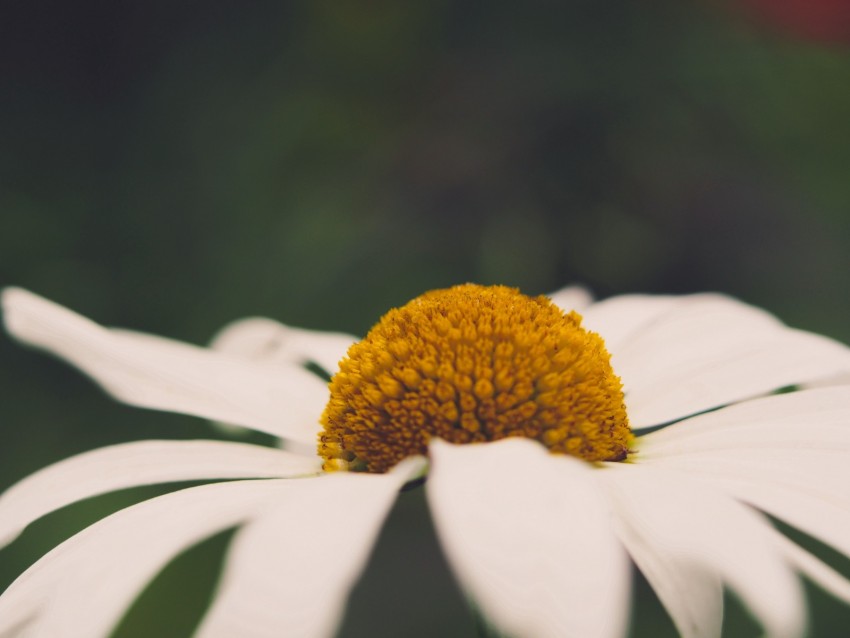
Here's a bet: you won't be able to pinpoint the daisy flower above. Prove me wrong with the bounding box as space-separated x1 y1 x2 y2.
2 284 850 638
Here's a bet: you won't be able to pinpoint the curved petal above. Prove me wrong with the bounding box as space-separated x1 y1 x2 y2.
772 532 850 606
581 293 684 352
426 439 630 638
0 440 322 549
600 464 805 638
611 514 723 638
645 459 850 569
1 288 328 444
635 390 850 614
547 285 593 314
804 370 850 389
210 317 357 377
195 457 425 638
636 387 850 458
587 294 850 429
0 479 293 638
639 456 850 563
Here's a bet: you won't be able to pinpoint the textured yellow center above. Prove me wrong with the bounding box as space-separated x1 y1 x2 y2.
319 284 630 473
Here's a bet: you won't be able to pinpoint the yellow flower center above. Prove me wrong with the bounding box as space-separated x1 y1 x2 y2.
319 284 630 473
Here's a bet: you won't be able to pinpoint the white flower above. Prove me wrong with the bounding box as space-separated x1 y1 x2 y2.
2 285 850 638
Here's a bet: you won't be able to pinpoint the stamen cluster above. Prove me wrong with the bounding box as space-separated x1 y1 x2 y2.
320 284 630 472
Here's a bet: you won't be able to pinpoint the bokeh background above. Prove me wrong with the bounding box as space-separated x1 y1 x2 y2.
1 1 849 636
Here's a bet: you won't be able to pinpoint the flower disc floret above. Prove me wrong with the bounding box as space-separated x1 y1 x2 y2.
320 284 630 472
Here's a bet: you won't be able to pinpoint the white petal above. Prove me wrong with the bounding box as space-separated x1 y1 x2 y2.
587 294 850 428
637 387 850 457
772 532 850 606
640 432 850 563
647 401 850 574
2 288 329 443
195 457 425 638
547 285 593 314
804 370 850 389
210 317 357 376
0 440 322 549
643 409 850 567
600 464 805 638
426 439 630 638
611 513 723 638
0 479 293 638
637 447 850 538
581 293 684 352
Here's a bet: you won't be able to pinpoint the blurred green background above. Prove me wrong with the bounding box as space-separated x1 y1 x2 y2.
1 1 849 636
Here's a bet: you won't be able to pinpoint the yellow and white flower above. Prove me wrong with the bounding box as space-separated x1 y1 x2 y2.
2 284 850 638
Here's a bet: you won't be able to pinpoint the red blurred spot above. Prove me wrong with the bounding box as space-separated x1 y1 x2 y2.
738 0 850 44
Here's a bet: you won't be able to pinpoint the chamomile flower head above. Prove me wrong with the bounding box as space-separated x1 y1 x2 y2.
321 284 629 472
2 284 850 638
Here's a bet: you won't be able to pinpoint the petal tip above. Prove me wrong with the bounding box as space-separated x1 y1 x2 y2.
210 317 291 355
0 530 21 550
390 454 429 481
1 286 38 338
